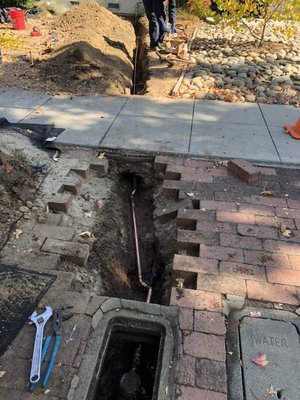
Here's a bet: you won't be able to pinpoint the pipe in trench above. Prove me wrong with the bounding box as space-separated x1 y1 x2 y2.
130 176 152 303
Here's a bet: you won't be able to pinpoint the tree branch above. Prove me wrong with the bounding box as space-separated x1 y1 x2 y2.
240 19 261 41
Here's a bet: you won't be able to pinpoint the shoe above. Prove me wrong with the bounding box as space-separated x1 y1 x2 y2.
157 42 165 49
149 46 160 52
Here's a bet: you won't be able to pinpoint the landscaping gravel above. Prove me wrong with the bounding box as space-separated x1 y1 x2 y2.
181 20 300 106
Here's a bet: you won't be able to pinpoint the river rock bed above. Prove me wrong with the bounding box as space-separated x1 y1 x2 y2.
181 20 300 106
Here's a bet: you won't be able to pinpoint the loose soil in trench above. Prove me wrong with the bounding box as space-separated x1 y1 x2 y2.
87 159 177 305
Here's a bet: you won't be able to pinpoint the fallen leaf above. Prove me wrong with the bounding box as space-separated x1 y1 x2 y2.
250 311 261 318
79 231 94 238
175 278 185 289
14 229 23 239
279 223 291 238
252 352 268 368
0 371 6 378
84 211 92 218
98 152 106 160
260 190 274 197
266 386 277 396
52 151 60 162
93 200 101 210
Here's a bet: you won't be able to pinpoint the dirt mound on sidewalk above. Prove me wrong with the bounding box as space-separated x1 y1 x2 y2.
37 0 136 95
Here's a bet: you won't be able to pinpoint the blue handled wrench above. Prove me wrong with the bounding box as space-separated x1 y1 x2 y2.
29 304 73 392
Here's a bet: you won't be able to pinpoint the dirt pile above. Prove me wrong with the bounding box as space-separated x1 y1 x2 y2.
0 148 38 251
38 0 136 95
0 0 136 96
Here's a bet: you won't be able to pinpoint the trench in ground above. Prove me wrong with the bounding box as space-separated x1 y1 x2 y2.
87 160 177 305
132 20 149 95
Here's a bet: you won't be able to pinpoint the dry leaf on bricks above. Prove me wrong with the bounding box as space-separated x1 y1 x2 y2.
279 223 292 238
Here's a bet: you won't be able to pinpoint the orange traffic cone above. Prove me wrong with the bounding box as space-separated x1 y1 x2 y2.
284 117 300 139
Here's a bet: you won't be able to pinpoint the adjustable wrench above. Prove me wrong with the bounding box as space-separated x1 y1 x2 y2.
29 306 53 384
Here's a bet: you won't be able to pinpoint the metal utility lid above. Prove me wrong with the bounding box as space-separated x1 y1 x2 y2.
239 317 300 400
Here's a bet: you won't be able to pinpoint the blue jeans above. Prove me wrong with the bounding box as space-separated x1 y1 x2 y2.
143 0 165 47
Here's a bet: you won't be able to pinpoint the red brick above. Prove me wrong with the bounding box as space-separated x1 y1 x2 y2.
176 386 227 400
228 159 261 182
62 176 82 195
162 180 197 198
184 159 215 168
48 193 73 213
220 233 262 250
257 166 277 176
181 172 213 183
196 220 236 234
177 208 216 222
32 224 76 241
209 168 228 177
170 288 221 312
197 273 246 296
184 331 226 361
42 238 90 266
217 211 255 225
239 203 275 216
246 280 299 305
90 159 109 174
200 244 244 262
264 239 300 256
177 229 219 247
245 195 287 208
201 200 237 213
155 204 179 224
245 250 290 269
220 261 266 281
237 224 278 239
165 164 198 180
179 307 194 330
195 358 227 393
267 267 300 287
173 254 219 275
176 355 196 386
154 155 183 173
276 207 300 219
290 255 300 270
287 199 300 209
254 215 295 229
42 213 63 226
194 311 226 335
71 163 90 178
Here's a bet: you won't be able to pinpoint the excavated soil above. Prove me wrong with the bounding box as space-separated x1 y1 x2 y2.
0 149 38 251
87 160 177 304
0 1 136 95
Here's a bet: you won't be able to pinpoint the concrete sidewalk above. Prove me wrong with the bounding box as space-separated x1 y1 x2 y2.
1 88 300 166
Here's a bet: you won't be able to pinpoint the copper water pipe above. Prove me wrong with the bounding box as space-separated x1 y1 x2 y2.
130 178 152 303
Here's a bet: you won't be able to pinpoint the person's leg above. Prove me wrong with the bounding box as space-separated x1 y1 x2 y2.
153 0 165 45
143 0 160 48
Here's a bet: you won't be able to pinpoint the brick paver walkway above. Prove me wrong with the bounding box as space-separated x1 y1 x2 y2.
154 155 300 400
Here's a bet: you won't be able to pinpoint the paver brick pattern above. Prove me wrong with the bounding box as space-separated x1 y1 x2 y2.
154 155 300 400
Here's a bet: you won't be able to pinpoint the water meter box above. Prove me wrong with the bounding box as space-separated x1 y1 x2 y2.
69 301 180 400
227 308 300 400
